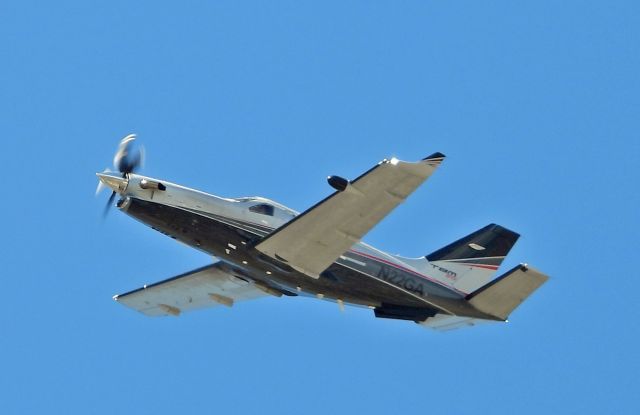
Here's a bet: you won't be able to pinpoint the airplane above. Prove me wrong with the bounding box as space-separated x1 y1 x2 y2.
97 134 548 331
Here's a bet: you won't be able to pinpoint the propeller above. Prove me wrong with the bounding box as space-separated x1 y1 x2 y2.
97 134 145 216
113 134 144 176
104 190 117 217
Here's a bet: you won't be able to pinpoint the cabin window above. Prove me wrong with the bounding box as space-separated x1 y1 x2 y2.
249 203 274 216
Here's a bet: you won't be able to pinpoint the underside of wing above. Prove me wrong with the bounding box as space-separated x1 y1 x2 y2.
114 262 269 317
255 153 445 278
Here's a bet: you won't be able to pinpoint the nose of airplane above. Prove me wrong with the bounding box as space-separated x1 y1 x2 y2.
96 172 129 194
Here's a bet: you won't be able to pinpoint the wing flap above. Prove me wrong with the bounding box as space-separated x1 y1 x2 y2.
255 153 445 278
419 314 494 331
114 263 268 317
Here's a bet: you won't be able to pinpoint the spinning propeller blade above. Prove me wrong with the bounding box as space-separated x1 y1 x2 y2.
103 191 117 217
97 134 144 216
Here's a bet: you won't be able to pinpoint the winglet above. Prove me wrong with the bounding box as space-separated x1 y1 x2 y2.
423 152 446 161
422 152 446 167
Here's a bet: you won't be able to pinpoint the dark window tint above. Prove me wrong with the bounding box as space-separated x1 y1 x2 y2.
249 204 274 216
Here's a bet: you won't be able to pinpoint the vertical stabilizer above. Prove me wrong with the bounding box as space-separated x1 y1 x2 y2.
424 224 520 294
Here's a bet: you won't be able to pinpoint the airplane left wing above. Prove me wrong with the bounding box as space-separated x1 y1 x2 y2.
114 262 269 316
255 153 445 278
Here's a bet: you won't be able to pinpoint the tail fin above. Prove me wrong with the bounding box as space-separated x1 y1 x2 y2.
467 264 549 320
425 224 520 294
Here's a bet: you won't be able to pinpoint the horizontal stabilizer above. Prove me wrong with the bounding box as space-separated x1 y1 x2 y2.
467 264 549 321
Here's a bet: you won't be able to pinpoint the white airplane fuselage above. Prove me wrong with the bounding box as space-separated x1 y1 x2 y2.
98 171 495 321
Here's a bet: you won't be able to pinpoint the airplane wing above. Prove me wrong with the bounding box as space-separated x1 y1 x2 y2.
114 262 270 317
255 153 446 278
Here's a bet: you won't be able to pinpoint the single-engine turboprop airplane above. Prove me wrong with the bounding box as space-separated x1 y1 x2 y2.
97 135 548 331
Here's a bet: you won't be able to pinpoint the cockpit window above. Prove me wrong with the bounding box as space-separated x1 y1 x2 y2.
249 203 275 216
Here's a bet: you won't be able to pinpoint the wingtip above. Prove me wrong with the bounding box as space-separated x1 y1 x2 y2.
423 152 446 161
423 152 446 167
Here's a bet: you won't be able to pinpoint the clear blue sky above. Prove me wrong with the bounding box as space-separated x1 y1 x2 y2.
1 1 638 414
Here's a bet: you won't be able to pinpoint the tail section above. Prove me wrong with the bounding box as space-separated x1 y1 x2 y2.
467 264 549 321
425 224 520 294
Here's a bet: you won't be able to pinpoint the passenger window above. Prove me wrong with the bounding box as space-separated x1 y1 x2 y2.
249 204 274 216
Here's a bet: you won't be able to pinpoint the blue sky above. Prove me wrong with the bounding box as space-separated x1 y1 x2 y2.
1 1 638 413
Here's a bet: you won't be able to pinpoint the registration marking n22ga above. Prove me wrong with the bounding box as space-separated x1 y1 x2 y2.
377 266 425 297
